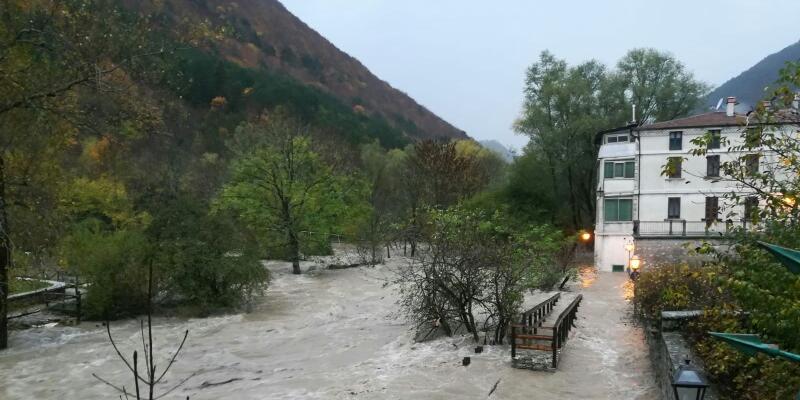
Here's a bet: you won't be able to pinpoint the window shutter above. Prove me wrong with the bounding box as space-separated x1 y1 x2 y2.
668 157 682 178
624 161 635 178
668 197 681 219
604 199 619 221
619 199 633 221
744 197 758 220
707 155 720 177
745 154 759 175
669 132 682 150
709 130 721 149
614 163 624 178
705 197 719 221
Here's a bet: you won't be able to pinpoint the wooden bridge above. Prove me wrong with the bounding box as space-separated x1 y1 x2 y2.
510 292 583 369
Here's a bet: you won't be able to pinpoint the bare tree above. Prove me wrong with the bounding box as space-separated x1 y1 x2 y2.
94 263 194 400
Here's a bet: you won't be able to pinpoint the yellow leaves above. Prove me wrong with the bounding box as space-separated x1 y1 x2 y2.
211 96 227 110
87 136 111 162
59 177 149 230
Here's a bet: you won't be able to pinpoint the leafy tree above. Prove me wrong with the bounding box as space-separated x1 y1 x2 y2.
0 0 166 348
148 197 268 312
397 206 568 344
515 52 623 229
217 115 344 274
616 48 710 123
514 49 708 230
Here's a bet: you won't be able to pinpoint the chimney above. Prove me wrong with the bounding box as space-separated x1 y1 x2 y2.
726 97 736 117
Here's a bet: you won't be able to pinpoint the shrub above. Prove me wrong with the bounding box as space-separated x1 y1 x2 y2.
60 221 151 319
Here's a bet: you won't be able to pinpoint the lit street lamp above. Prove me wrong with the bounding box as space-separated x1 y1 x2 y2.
624 242 635 272
580 232 592 242
629 255 641 271
672 359 709 400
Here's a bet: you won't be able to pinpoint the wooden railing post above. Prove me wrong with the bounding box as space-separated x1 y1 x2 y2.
551 326 558 368
511 325 516 359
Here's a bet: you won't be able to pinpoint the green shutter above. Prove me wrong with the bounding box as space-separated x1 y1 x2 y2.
614 163 624 178
624 161 635 178
619 199 633 221
604 162 613 178
604 199 619 221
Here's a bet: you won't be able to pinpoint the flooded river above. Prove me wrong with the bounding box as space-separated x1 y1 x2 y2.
0 258 657 399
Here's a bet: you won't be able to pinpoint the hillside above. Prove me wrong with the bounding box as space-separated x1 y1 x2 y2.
124 0 467 142
703 40 800 110
479 140 514 162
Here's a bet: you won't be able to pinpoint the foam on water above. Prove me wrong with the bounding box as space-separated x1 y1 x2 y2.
0 255 657 399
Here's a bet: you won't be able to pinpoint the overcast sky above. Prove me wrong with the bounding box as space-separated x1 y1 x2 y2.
281 0 800 150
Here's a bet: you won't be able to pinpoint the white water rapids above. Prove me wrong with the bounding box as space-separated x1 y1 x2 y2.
0 256 657 399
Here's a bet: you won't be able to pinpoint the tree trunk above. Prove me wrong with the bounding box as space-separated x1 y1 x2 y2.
289 231 301 275
0 154 9 349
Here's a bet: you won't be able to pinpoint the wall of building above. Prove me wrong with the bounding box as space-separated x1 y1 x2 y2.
595 233 633 271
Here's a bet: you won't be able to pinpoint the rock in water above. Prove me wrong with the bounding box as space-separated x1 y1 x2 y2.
474 346 483 354
462 357 471 366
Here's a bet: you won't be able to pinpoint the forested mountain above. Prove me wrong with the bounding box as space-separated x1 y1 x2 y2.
478 140 514 162
123 0 467 143
703 40 800 110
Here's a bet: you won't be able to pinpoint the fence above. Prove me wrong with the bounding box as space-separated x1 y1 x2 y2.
633 220 754 237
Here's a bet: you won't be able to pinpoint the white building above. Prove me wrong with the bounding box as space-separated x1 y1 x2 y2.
594 97 795 271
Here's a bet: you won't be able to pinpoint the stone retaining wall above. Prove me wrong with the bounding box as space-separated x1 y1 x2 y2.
635 238 730 266
644 312 720 400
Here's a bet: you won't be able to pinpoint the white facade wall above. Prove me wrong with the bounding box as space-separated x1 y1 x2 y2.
594 121 795 271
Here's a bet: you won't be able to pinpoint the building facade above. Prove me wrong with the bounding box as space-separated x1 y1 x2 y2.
594 97 793 271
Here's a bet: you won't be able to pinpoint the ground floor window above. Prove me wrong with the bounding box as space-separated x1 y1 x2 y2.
604 198 633 221
705 196 719 222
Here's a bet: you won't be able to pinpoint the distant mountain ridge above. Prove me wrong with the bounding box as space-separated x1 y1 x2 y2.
703 40 800 111
479 140 514 162
125 0 467 142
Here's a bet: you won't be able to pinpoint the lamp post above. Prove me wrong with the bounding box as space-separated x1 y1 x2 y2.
671 359 709 400
625 242 635 272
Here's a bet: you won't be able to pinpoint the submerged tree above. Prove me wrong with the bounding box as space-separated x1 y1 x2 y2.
218 114 344 274
396 206 567 344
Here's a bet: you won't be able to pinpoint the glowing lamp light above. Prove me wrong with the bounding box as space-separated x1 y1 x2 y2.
630 255 642 270
580 232 592 242
625 243 635 253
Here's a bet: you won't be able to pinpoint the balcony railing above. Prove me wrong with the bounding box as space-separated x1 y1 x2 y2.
633 220 754 237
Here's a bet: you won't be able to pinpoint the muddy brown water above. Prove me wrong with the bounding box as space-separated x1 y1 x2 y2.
0 259 657 399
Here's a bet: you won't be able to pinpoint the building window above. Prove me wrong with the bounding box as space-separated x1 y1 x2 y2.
745 154 759 175
708 129 721 149
668 197 681 219
705 197 719 222
669 131 682 150
745 127 762 147
604 160 635 179
605 133 630 144
667 157 682 178
744 196 759 221
707 155 720 177
604 198 633 222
